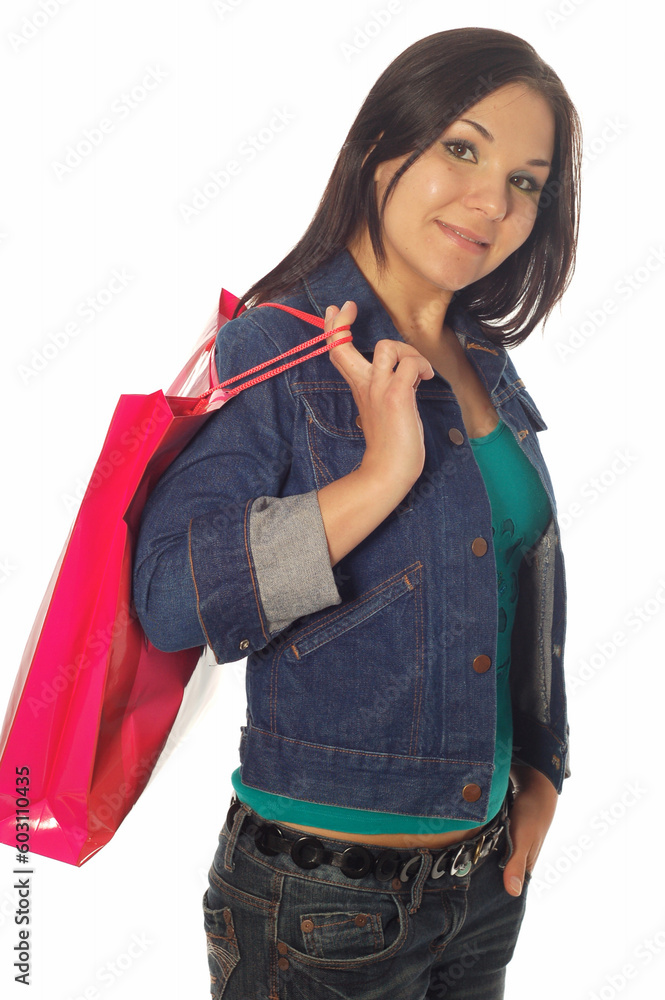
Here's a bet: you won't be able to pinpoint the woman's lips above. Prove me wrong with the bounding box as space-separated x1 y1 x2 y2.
436 220 490 254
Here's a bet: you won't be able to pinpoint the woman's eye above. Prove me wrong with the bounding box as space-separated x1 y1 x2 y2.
442 140 476 162
511 175 541 193
442 140 541 193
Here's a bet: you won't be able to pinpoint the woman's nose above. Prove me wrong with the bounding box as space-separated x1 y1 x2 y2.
462 173 508 222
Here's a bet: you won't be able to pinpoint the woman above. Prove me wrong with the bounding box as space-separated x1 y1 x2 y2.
133 26 580 999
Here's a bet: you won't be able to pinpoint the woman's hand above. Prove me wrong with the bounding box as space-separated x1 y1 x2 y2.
324 300 435 496
503 764 559 896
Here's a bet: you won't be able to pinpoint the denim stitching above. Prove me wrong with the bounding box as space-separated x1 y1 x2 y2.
409 566 425 756
243 498 270 645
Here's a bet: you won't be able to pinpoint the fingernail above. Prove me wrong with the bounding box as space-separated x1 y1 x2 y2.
342 300 351 309
325 306 332 321
509 876 522 895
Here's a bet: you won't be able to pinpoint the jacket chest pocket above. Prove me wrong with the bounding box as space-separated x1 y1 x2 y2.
297 386 411 514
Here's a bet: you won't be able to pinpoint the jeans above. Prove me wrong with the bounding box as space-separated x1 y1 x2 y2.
202 785 531 999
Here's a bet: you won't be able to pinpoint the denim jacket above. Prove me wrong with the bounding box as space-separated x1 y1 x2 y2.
132 248 570 824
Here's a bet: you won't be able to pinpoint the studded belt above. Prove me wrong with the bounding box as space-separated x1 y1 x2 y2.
225 786 511 884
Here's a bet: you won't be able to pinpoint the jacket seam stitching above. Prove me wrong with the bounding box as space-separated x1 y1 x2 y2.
243 497 270 645
188 517 217 658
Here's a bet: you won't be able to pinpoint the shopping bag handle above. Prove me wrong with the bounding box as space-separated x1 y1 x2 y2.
198 302 352 401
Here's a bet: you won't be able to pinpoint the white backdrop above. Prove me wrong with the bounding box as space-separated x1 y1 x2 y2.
1 1 662 998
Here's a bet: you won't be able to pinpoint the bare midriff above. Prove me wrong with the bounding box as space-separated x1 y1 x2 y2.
275 818 488 849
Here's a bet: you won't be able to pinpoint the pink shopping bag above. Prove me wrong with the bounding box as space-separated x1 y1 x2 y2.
0 295 351 865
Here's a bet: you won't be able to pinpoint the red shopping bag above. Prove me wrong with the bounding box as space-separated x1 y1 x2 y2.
0 295 351 866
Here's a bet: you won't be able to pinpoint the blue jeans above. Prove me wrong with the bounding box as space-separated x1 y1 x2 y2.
202 786 531 999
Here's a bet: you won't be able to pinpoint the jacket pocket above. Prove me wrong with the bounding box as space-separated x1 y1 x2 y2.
270 563 425 756
297 385 411 513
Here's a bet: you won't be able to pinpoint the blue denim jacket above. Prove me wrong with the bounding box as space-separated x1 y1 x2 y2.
132 248 570 823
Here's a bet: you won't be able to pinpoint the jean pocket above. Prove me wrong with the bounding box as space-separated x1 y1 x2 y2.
277 882 409 972
299 909 385 960
202 889 240 998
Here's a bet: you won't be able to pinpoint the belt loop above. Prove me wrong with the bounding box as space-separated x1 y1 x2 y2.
223 799 252 873
408 850 433 915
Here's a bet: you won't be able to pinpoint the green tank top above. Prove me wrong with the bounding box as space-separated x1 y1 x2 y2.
231 418 551 831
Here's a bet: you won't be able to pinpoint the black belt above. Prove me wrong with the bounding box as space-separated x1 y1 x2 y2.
225 786 512 884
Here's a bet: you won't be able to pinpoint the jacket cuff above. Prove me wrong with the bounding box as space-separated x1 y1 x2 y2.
188 490 341 664
249 489 342 633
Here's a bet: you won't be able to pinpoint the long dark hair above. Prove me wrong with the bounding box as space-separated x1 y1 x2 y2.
232 27 582 348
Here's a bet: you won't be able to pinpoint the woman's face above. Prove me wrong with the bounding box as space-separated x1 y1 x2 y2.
369 82 556 297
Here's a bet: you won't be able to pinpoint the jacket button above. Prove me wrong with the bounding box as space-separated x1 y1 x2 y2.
473 654 491 673
277 941 289 954
278 957 290 971
448 427 464 445
300 920 314 934
239 639 250 650
463 783 482 802
355 414 363 429
354 914 368 927
471 537 488 556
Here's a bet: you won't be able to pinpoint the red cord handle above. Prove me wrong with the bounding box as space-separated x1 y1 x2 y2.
197 302 352 400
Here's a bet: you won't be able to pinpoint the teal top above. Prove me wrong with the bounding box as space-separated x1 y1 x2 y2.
231 418 551 832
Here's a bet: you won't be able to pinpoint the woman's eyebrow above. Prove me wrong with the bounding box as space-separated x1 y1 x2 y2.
455 118 551 168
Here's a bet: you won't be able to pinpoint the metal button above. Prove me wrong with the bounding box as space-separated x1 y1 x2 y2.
355 414 362 429
471 537 488 557
239 639 250 650
278 957 289 971
300 920 314 934
473 654 491 674
463 783 482 802
448 427 464 445
277 941 289 954
223 911 232 924
354 914 368 927
391 877 402 891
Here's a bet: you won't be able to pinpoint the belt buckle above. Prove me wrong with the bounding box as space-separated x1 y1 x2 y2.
472 832 486 865
450 843 473 877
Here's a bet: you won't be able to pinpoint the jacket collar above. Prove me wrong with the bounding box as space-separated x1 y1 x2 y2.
301 248 508 394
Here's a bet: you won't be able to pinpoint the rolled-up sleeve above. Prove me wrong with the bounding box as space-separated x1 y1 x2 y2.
132 311 342 663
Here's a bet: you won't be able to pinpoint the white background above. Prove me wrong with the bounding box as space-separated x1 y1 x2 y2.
1 1 662 997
